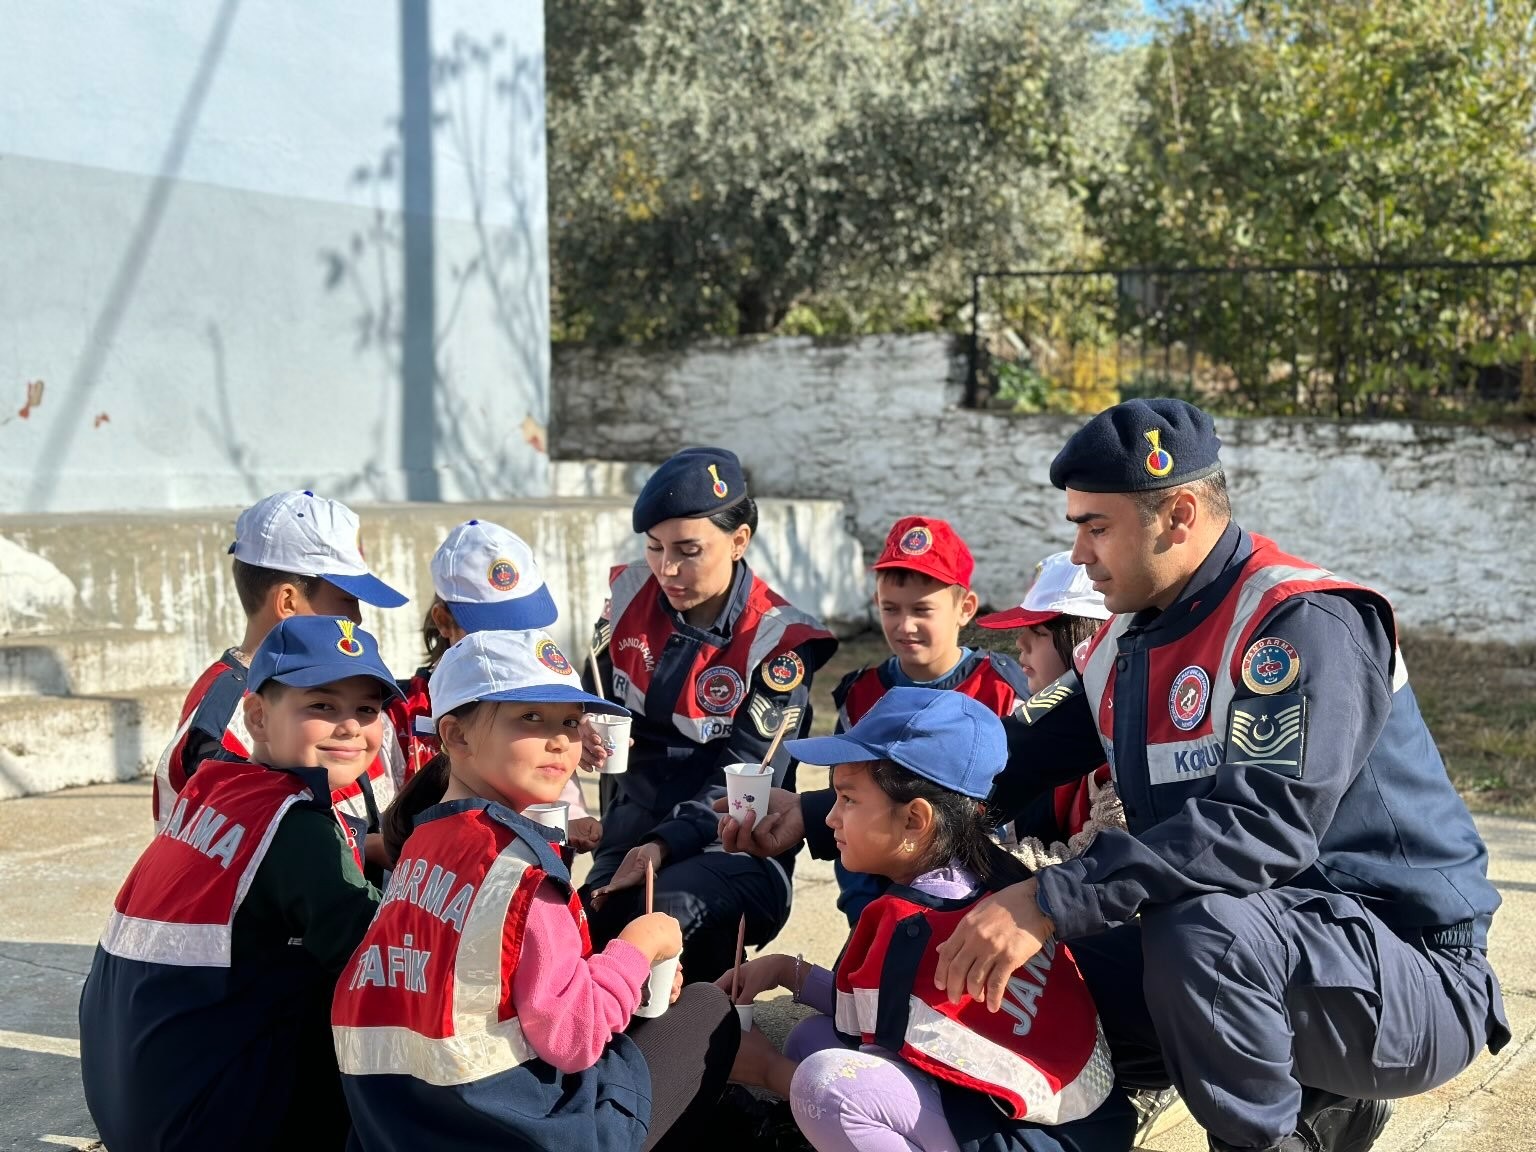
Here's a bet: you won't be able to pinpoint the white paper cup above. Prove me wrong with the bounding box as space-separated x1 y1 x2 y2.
588 713 632 774
723 763 774 832
735 1002 755 1031
524 802 568 836
634 953 680 1019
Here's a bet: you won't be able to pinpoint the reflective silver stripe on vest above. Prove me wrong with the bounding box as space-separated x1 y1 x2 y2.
833 987 1114 1126
101 789 309 967
743 602 824 672
152 701 254 832
606 562 657 715
1079 616 1131 773
333 841 540 1085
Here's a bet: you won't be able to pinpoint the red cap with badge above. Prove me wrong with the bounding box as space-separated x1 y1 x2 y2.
872 516 975 588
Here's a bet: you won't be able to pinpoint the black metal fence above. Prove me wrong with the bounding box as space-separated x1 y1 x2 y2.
965 259 1536 419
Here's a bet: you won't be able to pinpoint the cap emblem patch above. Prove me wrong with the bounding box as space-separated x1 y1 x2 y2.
1168 665 1211 731
336 619 365 657
536 638 573 676
697 666 746 715
899 526 933 556
1143 429 1175 478
1240 637 1300 695
488 557 520 593
708 464 729 499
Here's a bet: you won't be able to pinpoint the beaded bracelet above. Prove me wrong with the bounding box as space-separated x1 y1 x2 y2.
790 953 806 1003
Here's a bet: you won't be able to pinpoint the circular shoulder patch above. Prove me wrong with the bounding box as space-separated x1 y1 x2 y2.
1240 637 1300 695
535 638 573 676
697 666 746 715
899 526 933 556
488 557 519 592
1168 665 1211 731
762 651 806 693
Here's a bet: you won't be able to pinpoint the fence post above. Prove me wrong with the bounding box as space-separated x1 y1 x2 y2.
966 273 982 408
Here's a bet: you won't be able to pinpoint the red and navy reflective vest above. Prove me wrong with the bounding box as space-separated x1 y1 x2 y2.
835 883 1112 1126
332 800 650 1152
385 668 438 781
80 760 351 1152
833 650 1032 733
154 652 405 835
1078 534 1383 800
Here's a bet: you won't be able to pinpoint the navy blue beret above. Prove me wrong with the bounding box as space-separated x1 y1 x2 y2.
1049 398 1222 492
632 447 748 533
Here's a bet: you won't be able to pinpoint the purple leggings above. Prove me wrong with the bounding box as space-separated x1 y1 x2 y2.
784 1015 960 1152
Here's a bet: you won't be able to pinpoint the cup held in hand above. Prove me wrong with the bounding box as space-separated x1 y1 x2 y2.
524 802 568 836
588 713 632 774
634 952 680 1020
723 763 774 842
735 1002 755 1031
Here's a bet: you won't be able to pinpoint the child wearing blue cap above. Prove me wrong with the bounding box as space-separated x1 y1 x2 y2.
386 519 600 852
717 688 1136 1152
80 615 403 1152
334 628 742 1152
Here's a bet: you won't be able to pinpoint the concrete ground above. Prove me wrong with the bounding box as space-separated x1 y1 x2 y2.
2 776 1531 1152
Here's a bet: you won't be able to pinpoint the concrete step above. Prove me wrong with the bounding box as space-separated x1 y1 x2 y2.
0 630 186 698
0 688 184 800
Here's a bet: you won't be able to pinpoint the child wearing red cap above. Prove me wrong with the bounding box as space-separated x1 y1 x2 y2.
829 516 1032 924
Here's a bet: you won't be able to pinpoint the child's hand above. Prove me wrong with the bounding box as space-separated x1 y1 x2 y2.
729 1025 796 1098
713 953 795 1004
578 715 632 772
671 961 684 1005
618 911 683 963
568 816 603 853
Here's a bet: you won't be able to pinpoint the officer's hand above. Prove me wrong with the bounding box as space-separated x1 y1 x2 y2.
568 816 603 853
933 878 1053 1012
618 911 683 963
590 841 668 910
671 960 685 1005
713 953 795 1004
715 788 804 857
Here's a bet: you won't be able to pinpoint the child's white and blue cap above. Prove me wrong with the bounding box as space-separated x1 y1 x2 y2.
431 520 558 633
785 687 1006 801
247 616 405 701
428 629 629 723
229 490 408 608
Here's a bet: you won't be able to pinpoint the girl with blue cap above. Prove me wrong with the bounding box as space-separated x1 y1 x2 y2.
334 628 741 1152
716 687 1136 1152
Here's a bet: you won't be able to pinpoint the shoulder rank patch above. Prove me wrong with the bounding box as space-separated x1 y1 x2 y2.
762 651 806 693
1018 675 1076 726
1225 691 1307 778
591 617 613 658
749 695 803 739
1240 637 1300 695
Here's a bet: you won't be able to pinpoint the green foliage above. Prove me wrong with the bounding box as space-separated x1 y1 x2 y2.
548 0 1142 343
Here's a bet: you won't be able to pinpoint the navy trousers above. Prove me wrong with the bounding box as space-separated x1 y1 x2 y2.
1071 889 1508 1150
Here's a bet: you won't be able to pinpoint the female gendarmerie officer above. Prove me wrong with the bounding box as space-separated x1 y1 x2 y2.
582 447 838 982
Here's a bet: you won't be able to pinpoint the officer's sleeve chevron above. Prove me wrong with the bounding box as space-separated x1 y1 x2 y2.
590 616 612 659
1225 691 1307 779
1017 672 1081 726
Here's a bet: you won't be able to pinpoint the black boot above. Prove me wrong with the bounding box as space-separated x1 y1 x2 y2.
1207 1096 1393 1152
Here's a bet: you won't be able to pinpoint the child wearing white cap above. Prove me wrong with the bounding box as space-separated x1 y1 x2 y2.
151 491 409 869
976 551 1125 865
338 629 741 1152
385 519 600 854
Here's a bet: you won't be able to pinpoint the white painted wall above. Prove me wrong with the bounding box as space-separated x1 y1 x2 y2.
0 0 549 513
552 335 1536 643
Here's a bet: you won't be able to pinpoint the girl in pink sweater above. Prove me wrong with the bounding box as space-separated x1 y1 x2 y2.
334 629 739 1152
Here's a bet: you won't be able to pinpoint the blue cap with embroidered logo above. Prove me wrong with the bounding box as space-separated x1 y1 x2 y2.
1049 398 1222 493
784 687 1006 801
632 447 747 534
247 615 404 701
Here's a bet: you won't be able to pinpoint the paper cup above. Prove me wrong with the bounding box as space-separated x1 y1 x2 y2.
588 713 632 774
634 953 680 1019
524 802 568 836
735 1002 755 1031
723 762 773 832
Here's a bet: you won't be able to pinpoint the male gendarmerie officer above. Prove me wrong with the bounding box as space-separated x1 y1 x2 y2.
721 399 1509 1152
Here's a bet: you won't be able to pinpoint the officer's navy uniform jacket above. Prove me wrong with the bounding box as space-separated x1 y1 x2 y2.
588 560 837 899
332 799 650 1152
80 759 379 1152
